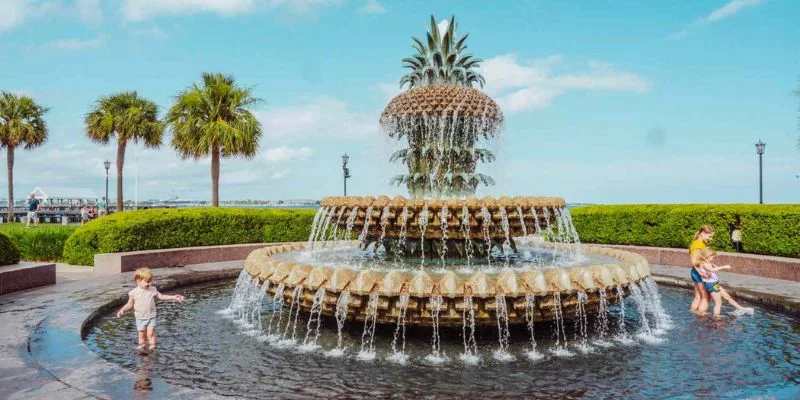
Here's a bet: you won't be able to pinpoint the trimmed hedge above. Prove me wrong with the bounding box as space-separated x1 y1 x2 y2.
62 208 317 266
570 204 800 258
0 232 21 265
0 224 76 262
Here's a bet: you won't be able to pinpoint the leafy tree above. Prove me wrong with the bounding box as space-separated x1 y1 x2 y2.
166 73 262 207
0 92 48 222
85 91 163 212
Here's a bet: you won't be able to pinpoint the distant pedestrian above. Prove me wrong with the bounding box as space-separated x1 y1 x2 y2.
98 196 108 216
25 193 41 228
730 224 743 253
80 204 90 225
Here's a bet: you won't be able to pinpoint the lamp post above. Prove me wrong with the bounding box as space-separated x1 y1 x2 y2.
103 160 111 210
342 153 351 196
755 140 765 204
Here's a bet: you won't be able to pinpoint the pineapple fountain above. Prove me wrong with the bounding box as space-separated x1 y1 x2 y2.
230 17 667 361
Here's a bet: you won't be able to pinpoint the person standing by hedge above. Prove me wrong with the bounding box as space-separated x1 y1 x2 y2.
689 226 714 313
25 193 41 228
98 196 108 216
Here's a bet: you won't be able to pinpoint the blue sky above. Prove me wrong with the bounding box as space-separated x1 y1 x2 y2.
1 0 798 204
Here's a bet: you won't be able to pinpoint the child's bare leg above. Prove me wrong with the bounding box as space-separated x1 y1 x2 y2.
698 288 710 314
147 328 157 349
711 292 722 316
720 288 746 309
690 284 702 311
137 331 147 349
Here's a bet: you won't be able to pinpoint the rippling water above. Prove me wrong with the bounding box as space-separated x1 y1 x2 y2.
85 280 800 399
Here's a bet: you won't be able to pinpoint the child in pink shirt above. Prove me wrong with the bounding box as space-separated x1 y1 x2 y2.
116 268 184 351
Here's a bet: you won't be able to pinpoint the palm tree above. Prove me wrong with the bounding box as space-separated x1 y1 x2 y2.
166 73 262 207
399 15 485 89
85 91 163 213
0 93 49 222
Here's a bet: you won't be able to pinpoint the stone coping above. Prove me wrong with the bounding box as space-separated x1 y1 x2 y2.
93 242 296 275
595 244 800 282
0 262 56 295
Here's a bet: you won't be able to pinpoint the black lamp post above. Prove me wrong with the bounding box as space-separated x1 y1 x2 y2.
755 140 765 204
342 153 351 196
103 159 111 209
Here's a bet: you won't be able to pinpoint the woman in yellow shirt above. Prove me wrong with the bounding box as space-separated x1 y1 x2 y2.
689 226 714 313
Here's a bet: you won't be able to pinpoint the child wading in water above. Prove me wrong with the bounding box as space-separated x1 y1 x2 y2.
116 268 184 351
698 248 754 316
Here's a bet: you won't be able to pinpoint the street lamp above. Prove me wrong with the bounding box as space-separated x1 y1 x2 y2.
103 160 111 210
755 140 765 204
342 153 351 196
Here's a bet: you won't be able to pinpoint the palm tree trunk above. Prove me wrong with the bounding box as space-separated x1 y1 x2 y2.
211 143 220 207
6 146 14 223
116 141 126 212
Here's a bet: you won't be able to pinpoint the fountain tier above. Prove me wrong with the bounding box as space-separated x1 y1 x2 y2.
243 242 651 327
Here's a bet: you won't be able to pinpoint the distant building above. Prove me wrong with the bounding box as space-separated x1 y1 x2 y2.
28 186 99 207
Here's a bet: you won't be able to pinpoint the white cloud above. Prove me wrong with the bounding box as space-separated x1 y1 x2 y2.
705 0 764 23
270 169 290 180
479 54 651 113
264 146 313 163
45 37 103 50
257 96 379 141
123 0 257 21
76 0 103 23
135 25 168 38
372 82 401 102
0 0 31 32
358 0 384 14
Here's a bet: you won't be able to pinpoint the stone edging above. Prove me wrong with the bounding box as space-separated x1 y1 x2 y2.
596 244 800 282
651 275 799 316
93 242 297 275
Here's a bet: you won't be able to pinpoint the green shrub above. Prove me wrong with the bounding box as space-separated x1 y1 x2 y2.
63 208 317 266
0 224 76 262
0 232 21 265
570 204 800 258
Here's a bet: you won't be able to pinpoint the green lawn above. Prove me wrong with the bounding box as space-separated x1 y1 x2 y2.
0 223 78 261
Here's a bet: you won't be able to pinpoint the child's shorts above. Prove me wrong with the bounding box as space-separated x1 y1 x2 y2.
136 317 157 331
704 281 721 293
690 268 703 283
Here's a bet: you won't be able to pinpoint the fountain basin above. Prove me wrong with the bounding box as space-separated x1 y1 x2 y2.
243 242 650 326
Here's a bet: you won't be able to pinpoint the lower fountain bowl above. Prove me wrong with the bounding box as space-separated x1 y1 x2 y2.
243 243 650 326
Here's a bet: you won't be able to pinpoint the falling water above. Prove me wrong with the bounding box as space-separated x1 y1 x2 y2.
378 206 390 253
628 284 652 335
313 207 336 251
280 285 304 345
551 292 574 356
480 206 492 265
643 278 672 333
332 291 351 353
357 293 379 360
542 208 557 262
267 283 286 337
493 294 514 361
614 285 633 344
460 205 474 265
394 206 409 261
419 203 429 266
357 206 374 244
438 206 449 263
516 206 528 249
574 291 591 353
300 288 327 351
389 294 410 364
425 295 446 363
327 207 347 241
498 208 511 264
248 280 269 334
224 270 252 316
593 287 612 347
561 208 583 255
344 206 359 243
460 294 479 363
530 207 542 236
524 294 543 361
554 207 567 245
306 207 327 250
